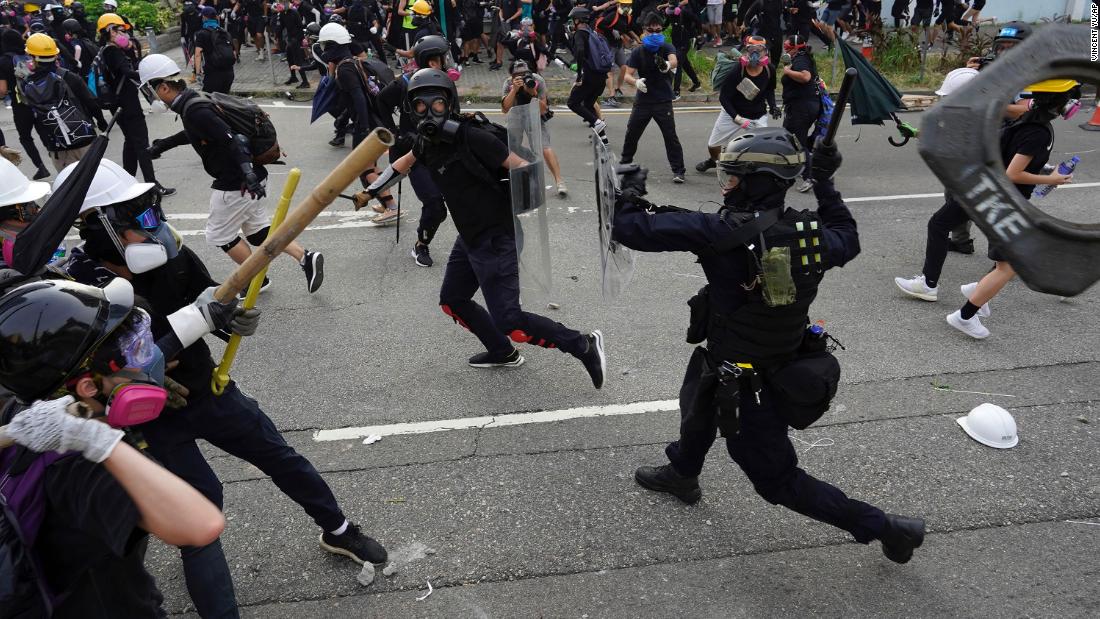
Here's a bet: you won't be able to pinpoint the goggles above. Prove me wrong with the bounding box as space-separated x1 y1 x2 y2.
103 189 163 231
744 44 767 56
411 95 448 117
116 308 156 370
0 201 42 223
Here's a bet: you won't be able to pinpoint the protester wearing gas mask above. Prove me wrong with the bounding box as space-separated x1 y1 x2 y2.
0 157 57 279
0 277 226 618
363 68 608 386
613 128 927 566
139 54 325 295
619 12 684 183
60 158 388 617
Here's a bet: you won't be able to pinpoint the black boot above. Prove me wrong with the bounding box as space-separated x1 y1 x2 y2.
32 166 50 180
879 514 925 564
634 464 702 504
283 75 297 85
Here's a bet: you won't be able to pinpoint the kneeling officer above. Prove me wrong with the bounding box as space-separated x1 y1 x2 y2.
612 128 926 563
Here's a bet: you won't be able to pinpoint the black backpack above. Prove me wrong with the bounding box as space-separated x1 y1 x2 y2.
202 27 236 71
182 91 282 164
18 69 96 152
458 113 511 189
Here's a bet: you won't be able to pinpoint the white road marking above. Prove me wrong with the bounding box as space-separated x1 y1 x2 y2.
257 102 723 114
312 398 679 442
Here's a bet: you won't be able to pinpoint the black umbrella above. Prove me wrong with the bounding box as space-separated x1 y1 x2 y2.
837 40 918 146
10 135 108 274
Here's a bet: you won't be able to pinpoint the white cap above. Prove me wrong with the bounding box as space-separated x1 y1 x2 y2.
138 53 182 85
103 0 118 7
935 67 979 97
957 403 1018 449
55 159 155 215
318 22 351 45
0 157 50 207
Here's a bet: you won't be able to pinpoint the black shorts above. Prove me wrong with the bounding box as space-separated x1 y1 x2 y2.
246 14 265 35
969 0 985 10
912 8 932 27
461 19 483 40
723 0 736 21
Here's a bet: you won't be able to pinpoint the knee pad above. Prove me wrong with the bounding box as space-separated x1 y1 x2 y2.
219 237 242 252
440 304 471 331
245 227 270 247
508 329 557 349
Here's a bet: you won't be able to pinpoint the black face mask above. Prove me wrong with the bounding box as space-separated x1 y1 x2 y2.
722 173 791 211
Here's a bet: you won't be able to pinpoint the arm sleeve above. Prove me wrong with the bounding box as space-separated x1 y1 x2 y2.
337 66 371 134
46 458 144 557
612 198 725 253
811 178 861 268
158 129 191 151
186 103 252 169
104 47 139 83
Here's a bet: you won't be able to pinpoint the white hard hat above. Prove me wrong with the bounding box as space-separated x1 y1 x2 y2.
103 0 118 7
935 67 979 97
55 159 155 215
0 157 50 207
138 53 182 86
957 403 1018 448
318 22 351 45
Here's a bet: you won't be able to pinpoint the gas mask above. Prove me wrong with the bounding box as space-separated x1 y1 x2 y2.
87 309 169 427
741 45 769 69
411 91 459 143
0 201 42 266
91 193 180 274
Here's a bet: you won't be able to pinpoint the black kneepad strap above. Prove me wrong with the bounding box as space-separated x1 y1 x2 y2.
246 227 271 246
219 237 242 252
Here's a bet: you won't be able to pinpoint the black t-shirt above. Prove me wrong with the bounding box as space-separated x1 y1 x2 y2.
628 42 677 103
1000 120 1053 199
781 51 817 104
422 124 512 243
720 63 777 119
38 454 166 618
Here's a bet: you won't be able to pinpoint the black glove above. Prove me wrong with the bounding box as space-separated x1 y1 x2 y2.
769 105 781 120
617 165 648 200
230 307 261 336
242 171 266 200
147 139 165 160
811 138 842 183
198 295 241 333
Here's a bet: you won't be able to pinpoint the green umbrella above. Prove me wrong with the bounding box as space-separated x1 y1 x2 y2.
837 39 918 146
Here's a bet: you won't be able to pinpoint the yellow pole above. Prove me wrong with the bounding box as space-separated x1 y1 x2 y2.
211 168 301 395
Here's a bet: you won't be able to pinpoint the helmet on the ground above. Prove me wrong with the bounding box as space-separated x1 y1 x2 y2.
992 21 1031 56
568 6 591 22
318 22 351 45
96 11 124 32
718 127 806 184
935 67 978 97
25 32 59 58
137 53 182 85
0 278 135 402
413 34 449 68
957 403 1018 448
410 0 431 16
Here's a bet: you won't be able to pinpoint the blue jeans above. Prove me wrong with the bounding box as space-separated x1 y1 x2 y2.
665 347 887 544
140 383 345 617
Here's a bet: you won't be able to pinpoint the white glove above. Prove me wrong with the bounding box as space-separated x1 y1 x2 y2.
167 286 241 348
734 115 751 129
370 26 378 35
4 396 124 463
635 77 648 93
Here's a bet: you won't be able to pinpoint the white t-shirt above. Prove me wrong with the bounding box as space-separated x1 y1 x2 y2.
707 0 724 5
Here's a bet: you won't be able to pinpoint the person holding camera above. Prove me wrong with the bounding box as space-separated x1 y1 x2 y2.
501 59 567 196
619 11 685 183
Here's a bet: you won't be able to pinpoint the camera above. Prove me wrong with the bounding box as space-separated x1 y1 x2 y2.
522 72 537 90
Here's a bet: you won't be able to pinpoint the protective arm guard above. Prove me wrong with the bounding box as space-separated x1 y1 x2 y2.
232 133 254 171
365 164 407 198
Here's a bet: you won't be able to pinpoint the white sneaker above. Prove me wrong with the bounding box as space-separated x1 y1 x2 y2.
556 182 568 197
946 310 990 339
894 275 939 301
960 282 991 317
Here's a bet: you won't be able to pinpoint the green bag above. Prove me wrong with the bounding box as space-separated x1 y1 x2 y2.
761 246 796 307
710 49 742 92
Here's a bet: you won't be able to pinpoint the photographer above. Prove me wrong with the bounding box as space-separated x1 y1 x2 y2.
501 59 567 196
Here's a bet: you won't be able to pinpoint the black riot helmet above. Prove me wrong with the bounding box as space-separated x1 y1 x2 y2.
568 6 591 23
718 127 806 182
306 21 321 36
413 34 450 69
991 21 1031 56
327 13 345 25
0 278 134 402
71 1 85 13
406 68 460 143
62 17 83 34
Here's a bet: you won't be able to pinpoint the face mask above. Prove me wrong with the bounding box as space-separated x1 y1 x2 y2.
1062 99 1081 120
741 51 769 68
102 382 167 427
113 32 130 48
1 236 12 266
641 33 664 52
124 240 168 273
150 98 169 113
446 67 461 81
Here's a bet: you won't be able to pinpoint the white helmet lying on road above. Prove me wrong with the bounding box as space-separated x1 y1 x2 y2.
957 403 1018 449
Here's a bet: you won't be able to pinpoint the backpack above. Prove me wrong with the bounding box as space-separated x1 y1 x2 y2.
584 30 615 73
202 27 236 71
710 51 739 92
18 69 96 152
812 78 835 141
5 53 34 104
181 91 282 165
86 48 120 109
76 37 100 74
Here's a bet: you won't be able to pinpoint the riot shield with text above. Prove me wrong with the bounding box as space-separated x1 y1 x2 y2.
507 102 553 304
594 130 635 299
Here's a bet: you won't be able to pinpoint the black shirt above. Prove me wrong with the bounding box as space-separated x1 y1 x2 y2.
781 51 817 105
627 42 677 104
38 454 166 618
421 124 512 243
1000 120 1053 199
101 44 143 117
719 63 777 119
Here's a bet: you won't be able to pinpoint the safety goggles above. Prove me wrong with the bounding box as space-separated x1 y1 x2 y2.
104 190 163 230
0 201 42 223
115 308 157 371
744 44 767 57
411 95 448 117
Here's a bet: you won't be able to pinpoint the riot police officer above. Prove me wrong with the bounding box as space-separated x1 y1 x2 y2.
614 128 926 564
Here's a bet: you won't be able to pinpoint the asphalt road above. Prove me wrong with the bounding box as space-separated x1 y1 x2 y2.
4 101 1099 618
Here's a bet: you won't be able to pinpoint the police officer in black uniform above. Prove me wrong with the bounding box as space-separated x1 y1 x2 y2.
366 68 608 384
615 128 927 564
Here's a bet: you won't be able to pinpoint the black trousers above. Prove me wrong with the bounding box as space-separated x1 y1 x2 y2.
408 162 448 245
202 68 234 94
665 347 887 544
567 70 607 127
11 103 46 170
439 231 587 356
921 194 971 287
621 100 686 175
117 112 157 183
783 97 820 181
671 42 700 92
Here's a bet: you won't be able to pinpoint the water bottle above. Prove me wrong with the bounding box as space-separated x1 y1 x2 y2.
48 242 66 265
1032 155 1080 198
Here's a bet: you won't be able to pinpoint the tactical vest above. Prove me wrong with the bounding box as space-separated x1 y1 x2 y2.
705 207 829 367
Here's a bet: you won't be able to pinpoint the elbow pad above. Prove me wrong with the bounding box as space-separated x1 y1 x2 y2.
367 164 407 196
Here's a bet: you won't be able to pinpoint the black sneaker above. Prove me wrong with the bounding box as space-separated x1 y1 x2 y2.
634 463 702 504
468 348 525 368
578 330 606 389
695 159 716 173
283 76 297 85
879 514 925 564
412 243 433 267
688 82 701 93
947 239 975 254
33 167 50 180
297 81 311 89
301 250 324 293
237 276 272 300
319 522 388 565
328 134 347 147
154 182 176 197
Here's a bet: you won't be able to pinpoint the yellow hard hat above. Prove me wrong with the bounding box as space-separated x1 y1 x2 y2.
26 33 60 58
97 12 126 32
619 0 633 4
411 0 432 16
24 3 41 13
1024 78 1079 93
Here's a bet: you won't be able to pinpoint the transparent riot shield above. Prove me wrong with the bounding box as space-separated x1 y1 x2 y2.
593 129 635 299
507 102 553 304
